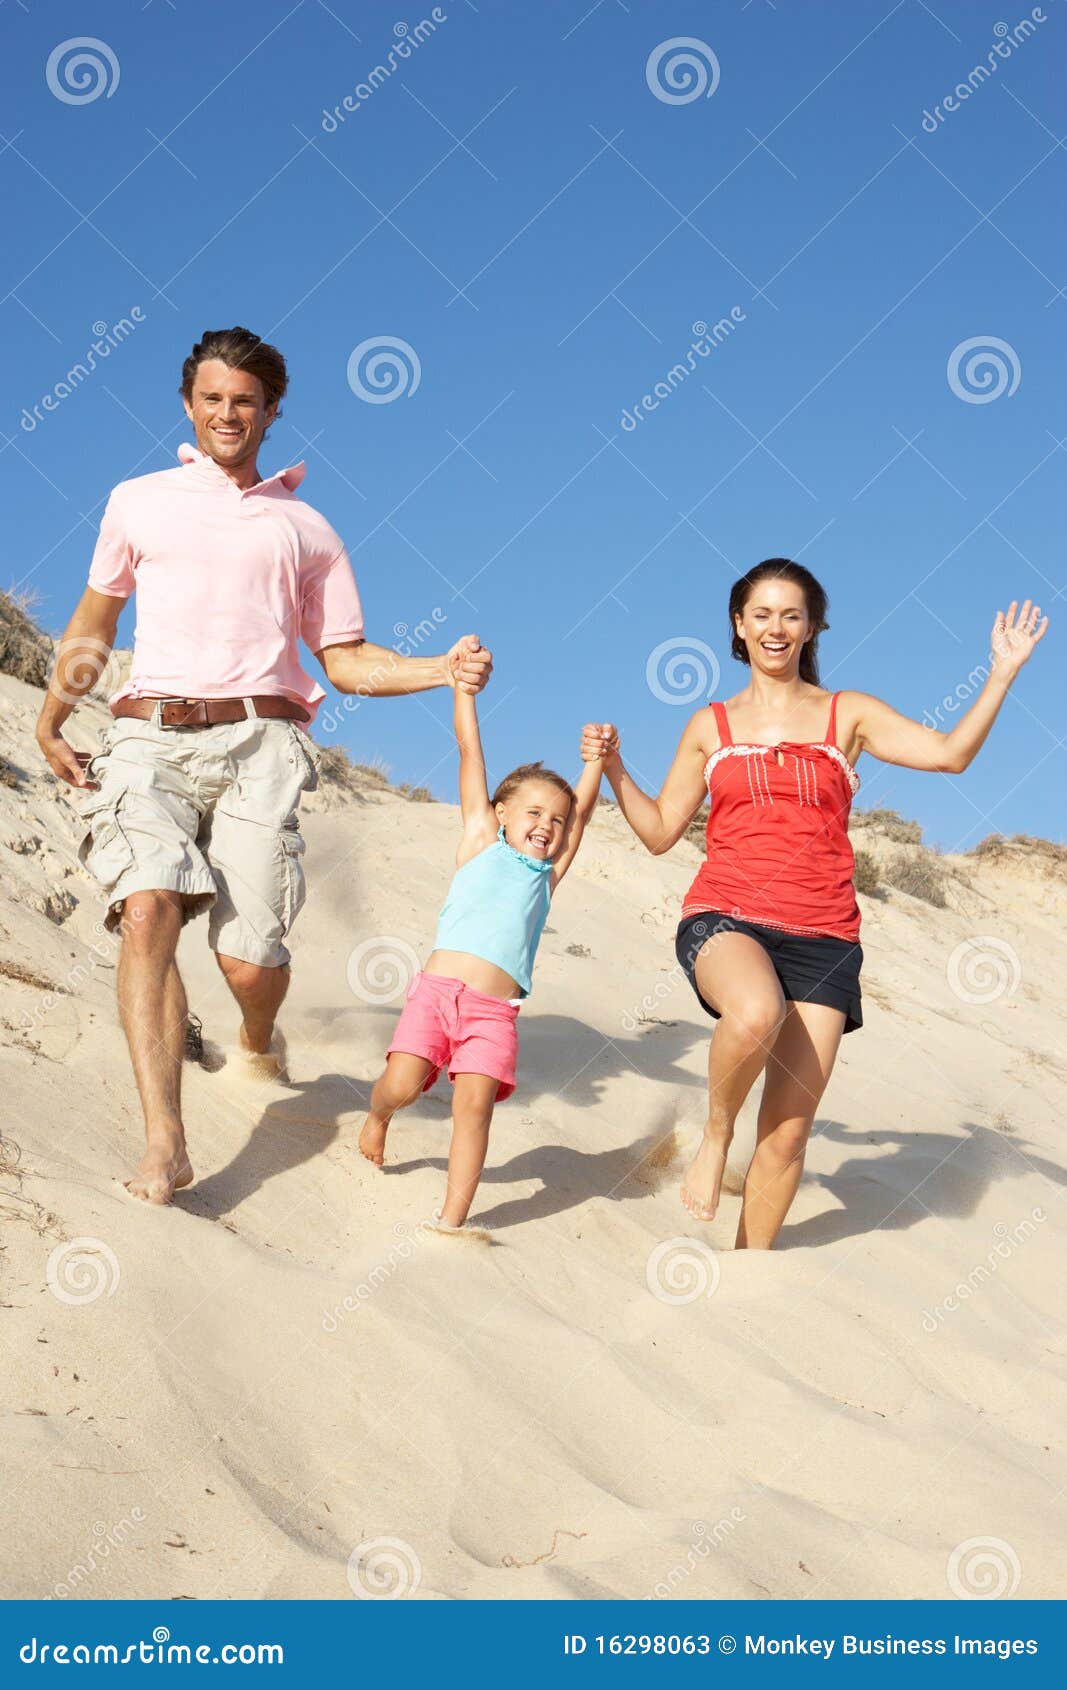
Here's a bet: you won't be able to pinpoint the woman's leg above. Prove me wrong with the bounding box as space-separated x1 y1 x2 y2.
440 1072 499 1227
681 933 787 1221
734 1001 846 1250
358 1052 436 1165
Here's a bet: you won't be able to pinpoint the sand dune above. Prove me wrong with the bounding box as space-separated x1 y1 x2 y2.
1 666 1064 1601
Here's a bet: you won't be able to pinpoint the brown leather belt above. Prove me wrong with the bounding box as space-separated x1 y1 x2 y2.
112 695 310 729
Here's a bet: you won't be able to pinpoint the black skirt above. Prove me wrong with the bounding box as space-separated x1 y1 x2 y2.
676 910 863 1034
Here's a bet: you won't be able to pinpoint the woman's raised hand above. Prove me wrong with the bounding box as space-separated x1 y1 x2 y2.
580 722 619 762
991 601 1049 673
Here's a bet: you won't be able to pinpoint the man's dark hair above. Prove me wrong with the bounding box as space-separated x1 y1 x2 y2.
180 327 288 411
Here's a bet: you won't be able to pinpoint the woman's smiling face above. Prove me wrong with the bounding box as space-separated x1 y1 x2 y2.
735 577 812 675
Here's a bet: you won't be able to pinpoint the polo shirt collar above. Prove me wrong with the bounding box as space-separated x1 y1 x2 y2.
176 441 307 494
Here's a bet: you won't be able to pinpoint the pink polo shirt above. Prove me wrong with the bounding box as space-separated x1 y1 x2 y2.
88 443 365 720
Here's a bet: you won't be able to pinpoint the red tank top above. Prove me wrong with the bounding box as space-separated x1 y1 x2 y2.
682 693 861 942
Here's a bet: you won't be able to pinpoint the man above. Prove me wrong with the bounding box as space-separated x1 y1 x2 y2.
36 326 491 1206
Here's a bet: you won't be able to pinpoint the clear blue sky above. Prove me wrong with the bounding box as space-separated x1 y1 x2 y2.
3 0 1064 849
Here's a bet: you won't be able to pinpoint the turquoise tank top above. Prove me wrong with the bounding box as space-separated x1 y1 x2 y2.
433 827 553 997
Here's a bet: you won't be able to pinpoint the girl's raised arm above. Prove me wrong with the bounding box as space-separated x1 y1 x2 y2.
848 599 1048 773
581 712 712 856
549 739 608 889
453 686 497 859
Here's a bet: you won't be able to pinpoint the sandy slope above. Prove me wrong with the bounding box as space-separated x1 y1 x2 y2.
1 669 1065 1602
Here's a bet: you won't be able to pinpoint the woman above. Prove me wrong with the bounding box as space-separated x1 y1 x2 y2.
582 559 1047 1250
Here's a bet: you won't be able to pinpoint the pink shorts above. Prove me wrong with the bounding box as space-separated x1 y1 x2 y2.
387 972 520 1101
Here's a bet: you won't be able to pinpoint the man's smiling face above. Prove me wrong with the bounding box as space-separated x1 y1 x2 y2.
183 358 277 472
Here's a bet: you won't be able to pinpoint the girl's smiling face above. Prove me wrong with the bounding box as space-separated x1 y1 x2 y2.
496 779 571 861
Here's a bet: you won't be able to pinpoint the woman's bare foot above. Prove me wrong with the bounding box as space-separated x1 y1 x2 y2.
358 1113 390 1167
125 1130 194 1205
680 1129 732 1222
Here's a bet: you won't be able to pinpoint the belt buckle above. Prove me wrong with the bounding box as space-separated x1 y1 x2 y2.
157 698 208 731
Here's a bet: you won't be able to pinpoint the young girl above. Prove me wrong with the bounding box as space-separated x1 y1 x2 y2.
583 562 1047 1250
358 684 609 1229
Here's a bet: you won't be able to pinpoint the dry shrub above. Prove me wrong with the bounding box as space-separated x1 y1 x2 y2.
973 833 1005 857
852 848 881 897
0 589 52 687
317 745 390 791
973 833 1067 870
317 745 434 803
850 807 923 845
684 805 708 849
882 851 947 908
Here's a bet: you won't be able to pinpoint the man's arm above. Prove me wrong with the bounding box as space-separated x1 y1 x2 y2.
36 587 126 788
317 634 492 698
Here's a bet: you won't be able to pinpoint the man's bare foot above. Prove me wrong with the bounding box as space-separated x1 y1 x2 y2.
680 1130 731 1222
238 1024 288 1082
125 1133 194 1206
358 1113 389 1167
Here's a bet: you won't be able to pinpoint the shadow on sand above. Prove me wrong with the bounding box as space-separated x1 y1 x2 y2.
176 1008 710 1224
779 1117 1067 1250
175 1009 1063 1252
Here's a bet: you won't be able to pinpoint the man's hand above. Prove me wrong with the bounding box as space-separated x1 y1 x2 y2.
580 722 619 763
447 635 493 695
36 730 97 790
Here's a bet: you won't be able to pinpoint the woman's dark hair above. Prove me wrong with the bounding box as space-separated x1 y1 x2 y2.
180 327 288 412
491 761 574 809
729 557 829 686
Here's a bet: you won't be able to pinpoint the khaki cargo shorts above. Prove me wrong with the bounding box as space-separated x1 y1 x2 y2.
76 707 321 968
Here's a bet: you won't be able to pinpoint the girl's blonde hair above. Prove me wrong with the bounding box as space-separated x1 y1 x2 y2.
491 761 574 809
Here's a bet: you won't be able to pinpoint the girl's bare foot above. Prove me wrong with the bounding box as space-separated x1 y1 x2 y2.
680 1129 731 1222
358 1113 389 1167
125 1130 194 1205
